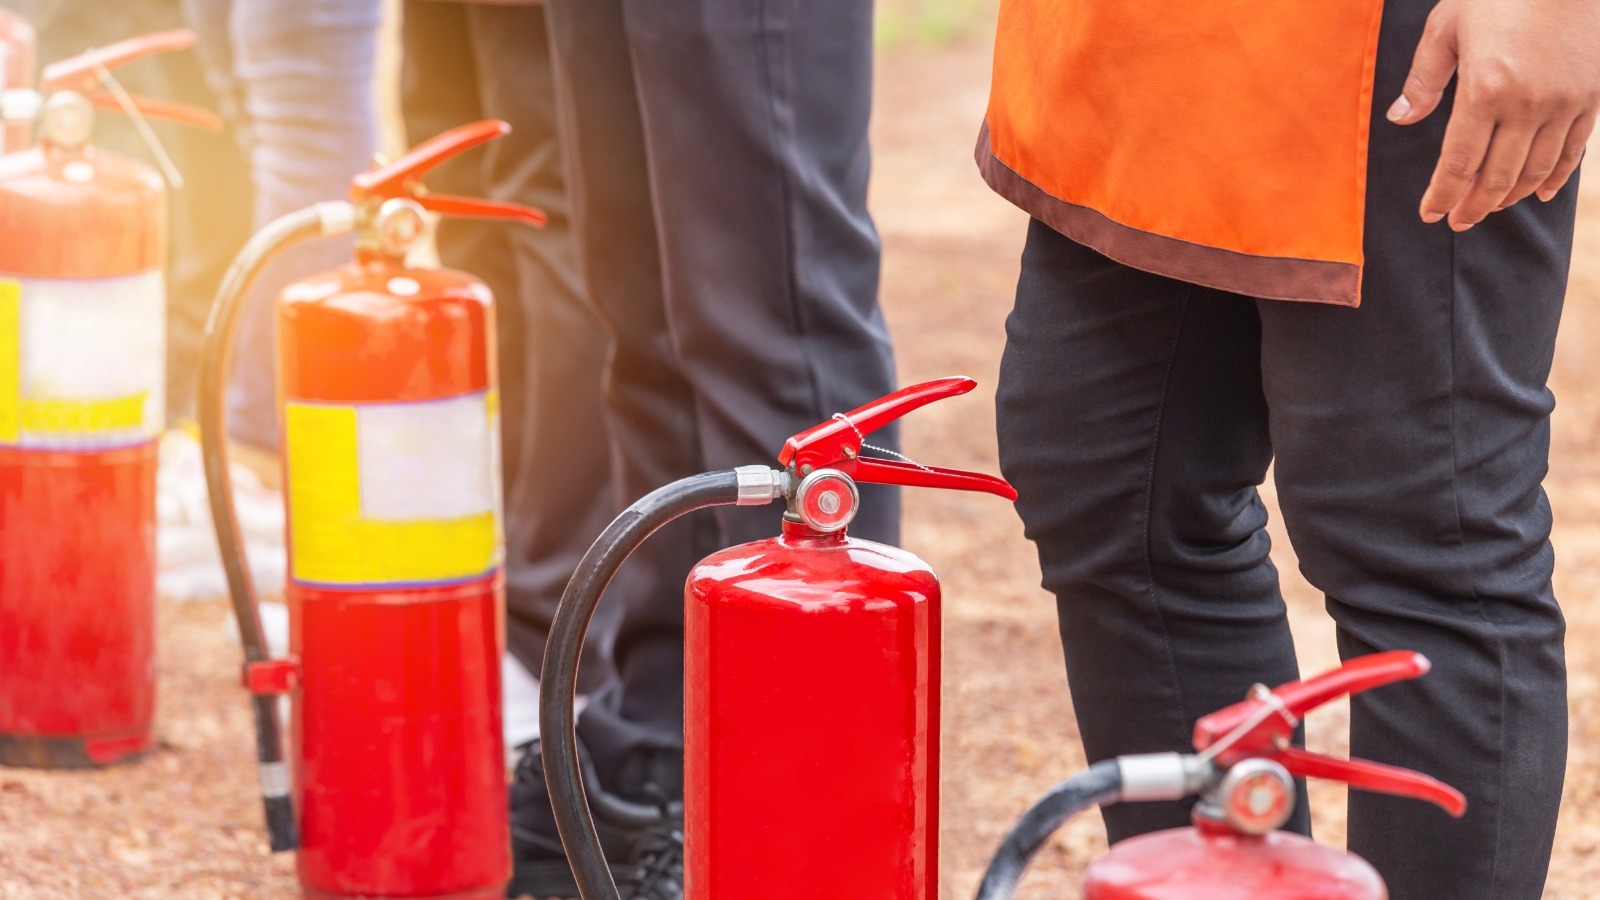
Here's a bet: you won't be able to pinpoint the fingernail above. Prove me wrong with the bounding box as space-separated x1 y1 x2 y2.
1538 188 1557 202
1450 220 1474 232
1387 95 1412 122
1421 210 1445 224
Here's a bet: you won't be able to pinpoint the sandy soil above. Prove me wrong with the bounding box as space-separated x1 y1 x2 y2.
7 13 1600 900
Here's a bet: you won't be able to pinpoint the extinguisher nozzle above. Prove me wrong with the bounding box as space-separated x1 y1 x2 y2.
263 794 298 852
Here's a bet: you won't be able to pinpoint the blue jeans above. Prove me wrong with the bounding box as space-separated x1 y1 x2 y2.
184 0 381 449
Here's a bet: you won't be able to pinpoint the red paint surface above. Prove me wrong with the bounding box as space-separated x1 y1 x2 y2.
0 444 157 762
0 10 35 153
279 257 493 403
0 142 163 767
685 521 940 899
290 580 507 897
1084 826 1386 900
0 146 165 278
279 257 507 898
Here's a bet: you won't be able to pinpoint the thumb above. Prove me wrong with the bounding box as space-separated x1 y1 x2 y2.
1389 14 1459 125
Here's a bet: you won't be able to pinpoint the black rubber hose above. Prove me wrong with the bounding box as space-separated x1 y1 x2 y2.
974 760 1124 900
197 205 340 853
540 470 746 900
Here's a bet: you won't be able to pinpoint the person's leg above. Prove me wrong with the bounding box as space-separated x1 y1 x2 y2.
618 0 900 549
1257 6 1573 897
223 0 380 449
550 1 700 701
399 0 528 493
464 2 615 692
996 218 1305 842
398 0 555 757
548 0 902 805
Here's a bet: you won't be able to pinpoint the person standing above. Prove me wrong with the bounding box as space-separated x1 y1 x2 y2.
981 1 1597 896
398 0 615 768
512 0 903 895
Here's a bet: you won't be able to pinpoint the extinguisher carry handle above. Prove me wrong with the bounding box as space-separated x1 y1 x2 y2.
778 376 1018 500
41 29 197 92
353 119 505 199
35 29 221 131
1269 745 1466 817
349 119 546 224
1193 651 1430 761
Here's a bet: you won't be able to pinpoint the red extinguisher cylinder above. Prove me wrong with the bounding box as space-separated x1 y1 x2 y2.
686 521 943 897
1083 824 1387 900
977 653 1467 900
278 259 508 899
0 127 166 769
0 30 220 770
202 119 539 881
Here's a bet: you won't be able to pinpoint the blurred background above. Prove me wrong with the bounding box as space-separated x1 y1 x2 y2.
2 0 1600 896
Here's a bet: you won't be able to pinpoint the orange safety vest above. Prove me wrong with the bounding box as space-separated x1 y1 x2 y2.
978 0 1387 306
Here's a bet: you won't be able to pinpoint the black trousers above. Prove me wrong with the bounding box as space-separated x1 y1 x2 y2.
995 3 1575 898
543 0 900 796
400 1 616 688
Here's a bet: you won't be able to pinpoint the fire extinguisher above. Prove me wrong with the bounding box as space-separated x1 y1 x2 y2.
0 30 220 769
198 119 545 898
539 376 1020 899
0 6 34 153
973 650 1466 899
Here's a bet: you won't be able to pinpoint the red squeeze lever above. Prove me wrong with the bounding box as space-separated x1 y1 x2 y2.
40 30 222 131
351 119 547 227
1194 651 1468 817
779 375 1018 499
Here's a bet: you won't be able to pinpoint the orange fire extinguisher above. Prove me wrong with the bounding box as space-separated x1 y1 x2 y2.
0 30 219 769
0 6 34 153
973 651 1465 900
199 119 544 898
539 376 1019 899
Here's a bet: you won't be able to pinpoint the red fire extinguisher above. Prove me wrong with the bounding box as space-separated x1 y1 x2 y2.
0 6 34 153
973 650 1466 899
0 30 219 769
539 376 1020 899
198 119 545 898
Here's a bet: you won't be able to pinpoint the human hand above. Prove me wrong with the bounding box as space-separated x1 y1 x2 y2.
1387 0 1600 230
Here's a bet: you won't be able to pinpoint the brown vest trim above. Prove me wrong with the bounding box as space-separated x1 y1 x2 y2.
976 123 1361 308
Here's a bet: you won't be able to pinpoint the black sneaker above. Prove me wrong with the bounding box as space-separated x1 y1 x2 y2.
508 738 684 900
609 784 683 900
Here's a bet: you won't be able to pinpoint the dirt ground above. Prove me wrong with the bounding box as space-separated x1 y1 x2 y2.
8 12 1600 900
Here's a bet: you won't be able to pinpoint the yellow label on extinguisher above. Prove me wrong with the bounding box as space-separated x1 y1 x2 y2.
0 273 166 450
284 390 503 588
0 281 20 444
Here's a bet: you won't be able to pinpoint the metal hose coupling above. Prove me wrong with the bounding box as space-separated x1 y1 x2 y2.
735 464 791 505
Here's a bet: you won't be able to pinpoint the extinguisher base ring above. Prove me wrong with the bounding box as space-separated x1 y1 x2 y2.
301 884 508 900
0 729 150 769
